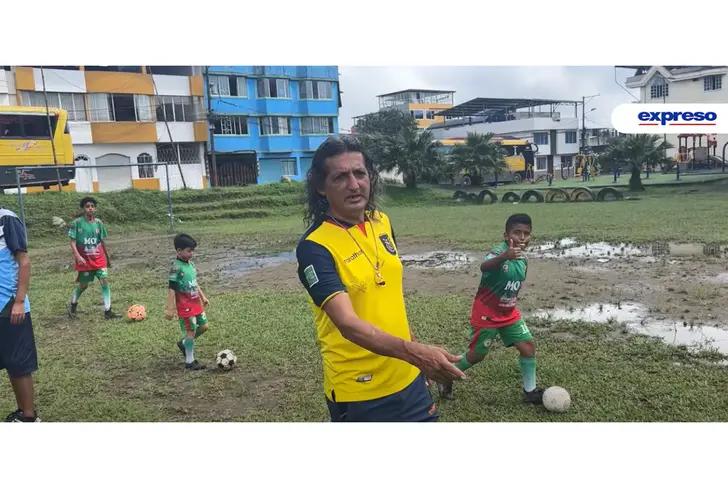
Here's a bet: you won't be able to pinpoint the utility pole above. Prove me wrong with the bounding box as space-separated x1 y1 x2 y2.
205 66 217 187
151 75 187 189
40 66 63 191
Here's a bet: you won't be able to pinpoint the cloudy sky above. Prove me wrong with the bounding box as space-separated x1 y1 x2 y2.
338 66 640 131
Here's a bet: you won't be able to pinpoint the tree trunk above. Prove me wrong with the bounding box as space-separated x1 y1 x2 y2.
404 170 417 189
629 163 644 191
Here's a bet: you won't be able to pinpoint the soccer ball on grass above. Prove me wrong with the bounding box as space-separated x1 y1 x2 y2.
216 349 237 371
543 386 571 413
127 304 147 321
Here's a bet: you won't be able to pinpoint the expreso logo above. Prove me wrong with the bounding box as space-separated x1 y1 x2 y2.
637 110 717 126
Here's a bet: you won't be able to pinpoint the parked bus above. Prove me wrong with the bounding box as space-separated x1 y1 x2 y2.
0 106 75 189
439 136 538 185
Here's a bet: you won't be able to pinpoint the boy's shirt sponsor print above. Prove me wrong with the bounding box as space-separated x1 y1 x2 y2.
169 258 203 317
470 241 527 328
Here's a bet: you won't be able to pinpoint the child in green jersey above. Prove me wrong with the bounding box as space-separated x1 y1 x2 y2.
439 214 544 404
165 233 209 370
67 197 121 320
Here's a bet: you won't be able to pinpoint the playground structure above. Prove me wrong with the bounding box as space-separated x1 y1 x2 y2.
675 133 722 170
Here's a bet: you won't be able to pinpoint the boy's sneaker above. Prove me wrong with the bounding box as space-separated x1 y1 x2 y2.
177 340 186 358
437 381 454 400
104 309 121 320
523 387 545 405
5 409 41 422
67 302 78 319
185 360 206 371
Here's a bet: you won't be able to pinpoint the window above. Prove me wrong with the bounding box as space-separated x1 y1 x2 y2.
156 96 196 122
256 78 289 98
134 95 154 122
260 116 290 135
410 110 424 120
137 153 155 178
534 132 548 145
281 158 297 176
209 75 247 97
0 113 54 139
20 91 87 121
300 117 334 135
565 131 577 144
300 80 332 99
425 110 436 119
704 75 722 91
111 94 136 121
536 156 548 171
156 143 199 164
650 75 668 99
87 93 112 122
213 116 248 135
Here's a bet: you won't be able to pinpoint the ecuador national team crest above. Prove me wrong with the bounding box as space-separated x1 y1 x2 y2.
379 234 397 255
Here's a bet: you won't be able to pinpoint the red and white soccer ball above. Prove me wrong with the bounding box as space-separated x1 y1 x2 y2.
216 349 237 371
127 304 147 321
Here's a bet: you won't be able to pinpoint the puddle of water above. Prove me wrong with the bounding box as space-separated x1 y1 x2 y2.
400 251 472 270
218 251 296 278
533 302 728 355
535 238 724 260
706 272 728 284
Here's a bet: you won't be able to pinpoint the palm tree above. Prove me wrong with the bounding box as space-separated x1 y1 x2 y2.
600 134 673 191
448 132 507 186
377 126 444 189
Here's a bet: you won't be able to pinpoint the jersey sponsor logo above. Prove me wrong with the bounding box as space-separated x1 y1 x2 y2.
379 234 397 255
304 264 319 287
504 280 521 292
502 263 509 272
83 237 98 245
343 250 363 263
356 373 373 383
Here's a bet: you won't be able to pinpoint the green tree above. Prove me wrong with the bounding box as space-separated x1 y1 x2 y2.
354 109 445 188
448 132 507 186
600 134 673 191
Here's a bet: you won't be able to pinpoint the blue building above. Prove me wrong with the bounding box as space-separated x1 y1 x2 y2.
205 66 340 185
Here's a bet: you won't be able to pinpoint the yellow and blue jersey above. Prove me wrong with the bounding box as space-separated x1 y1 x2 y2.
296 210 419 403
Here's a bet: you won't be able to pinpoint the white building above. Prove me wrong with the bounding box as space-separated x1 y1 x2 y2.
429 97 616 176
624 66 727 161
1 66 209 192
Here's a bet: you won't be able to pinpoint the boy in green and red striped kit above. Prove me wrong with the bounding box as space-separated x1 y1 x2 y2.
67 197 121 320
165 233 209 370
439 213 544 404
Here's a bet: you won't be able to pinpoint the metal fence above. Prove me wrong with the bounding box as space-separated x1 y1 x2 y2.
9 162 180 232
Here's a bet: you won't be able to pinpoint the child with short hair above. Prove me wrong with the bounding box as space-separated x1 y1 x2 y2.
67 197 120 320
439 213 544 404
165 233 209 370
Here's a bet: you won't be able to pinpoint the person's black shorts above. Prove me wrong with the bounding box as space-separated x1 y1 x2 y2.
326 374 438 422
0 313 38 378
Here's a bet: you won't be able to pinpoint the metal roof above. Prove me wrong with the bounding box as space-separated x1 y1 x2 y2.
436 97 580 118
377 88 455 98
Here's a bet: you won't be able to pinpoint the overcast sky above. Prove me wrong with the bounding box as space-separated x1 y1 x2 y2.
338 66 640 132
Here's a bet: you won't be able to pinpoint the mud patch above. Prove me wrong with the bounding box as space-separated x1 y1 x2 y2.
533 302 728 355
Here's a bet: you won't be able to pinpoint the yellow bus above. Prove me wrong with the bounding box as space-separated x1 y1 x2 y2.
0 105 75 189
440 136 538 185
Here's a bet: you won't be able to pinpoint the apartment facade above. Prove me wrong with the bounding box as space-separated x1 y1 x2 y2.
376 89 454 129
1 66 208 192
206 66 340 185
624 66 727 160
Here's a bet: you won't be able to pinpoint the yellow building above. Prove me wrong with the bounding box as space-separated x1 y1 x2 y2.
2 66 208 192
377 89 454 129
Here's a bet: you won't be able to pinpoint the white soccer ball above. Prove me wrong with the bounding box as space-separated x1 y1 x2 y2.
543 386 571 413
216 349 237 371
